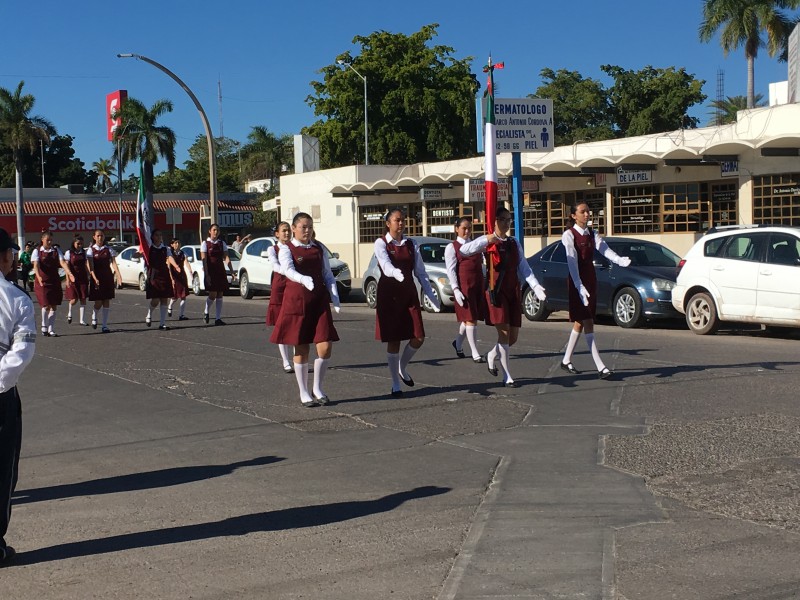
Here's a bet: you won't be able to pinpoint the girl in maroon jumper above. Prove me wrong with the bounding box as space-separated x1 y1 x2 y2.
374 208 441 397
560 202 631 379
460 208 546 387
266 221 293 373
444 217 486 363
64 235 89 326
200 224 234 326
145 229 179 330
87 230 122 333
270 213 340 407
167 238 192 321
32 230 74 337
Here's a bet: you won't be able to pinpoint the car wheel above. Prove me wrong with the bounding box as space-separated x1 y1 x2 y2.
365 279 378 309
685 291 720 335
422 283 440 313
192 274 204 296
523 287 550 321
613 287 644 328
240 271 254 299
138 273 147 292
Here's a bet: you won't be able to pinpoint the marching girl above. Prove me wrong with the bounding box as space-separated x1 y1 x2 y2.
269 212 340 407
374 208 440 397
86 230 122 333
32 230 73 337
460 207 546 387
145 229 179 330
64 234 89 326
444 217 486 363
200 223 234 326
167 238 192 321
266 221 294 373
559 202 631 379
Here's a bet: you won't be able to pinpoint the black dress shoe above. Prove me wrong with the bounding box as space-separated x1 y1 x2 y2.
452 340 465 358
92 320 97 330
390 389 403 397
145 316 152 327
215 319 226 326
598 368 613 380
504 380 518 388
67 316 72 324
473 356 486 363
487 360 498 377
168 308 173 317
560 362 580 375
178 315 189 321
314 394 330 405
204 313 209 324
159 324 170 331
283 365 294 374
0 545 16 567
400 374 414 387
301 399 319 408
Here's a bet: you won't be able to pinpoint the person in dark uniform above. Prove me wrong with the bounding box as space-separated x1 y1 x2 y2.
18 242 33 292
200 224 234 326
145 230 179 330
445 217 486 363
64 235 89 326
460 207 546 387
167 238 192 321
374 208 440 397
87 230 122 334
0 228 36 567
32 230 73 337
266 221 293 373
270 213 340 407
560 202 631 379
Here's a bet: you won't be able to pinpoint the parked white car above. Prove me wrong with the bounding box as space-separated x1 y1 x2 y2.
116 246 147 290
181 245 241 296
237 236 351 300
671 225 800 334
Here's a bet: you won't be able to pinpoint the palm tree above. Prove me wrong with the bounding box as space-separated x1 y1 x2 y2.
0 80 55 247
242 126 292 191
708 93 767 124
699 0 800 109
92 158 116 192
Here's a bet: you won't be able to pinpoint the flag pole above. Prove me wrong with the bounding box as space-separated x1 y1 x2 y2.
483 55 503 297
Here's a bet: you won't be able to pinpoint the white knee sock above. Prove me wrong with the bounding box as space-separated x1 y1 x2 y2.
92 309 97 325
387 353 401 392
313 358 329 398
586 333 607 371
79 306 85 324
47 309 56 333
465 325 480 360
399 343 418 379
179 299 186 317
562 329 581 364
215 297 223 320
102 307 110 327
41 307 47 329
454 322 466 351
67 303 73 320
204 297 212 315
279 344 293 369
168 299 174 310
487 343 499 370
498 343 512 383
294 362 314 404
146 307 152 320
159 304 167 326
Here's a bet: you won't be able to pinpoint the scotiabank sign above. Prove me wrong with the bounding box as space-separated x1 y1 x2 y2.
47 215 136 232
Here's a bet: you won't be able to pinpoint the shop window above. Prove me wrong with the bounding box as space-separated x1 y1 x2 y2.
547 193 573 235
358 205 389 243
522 193 547 236
752 174 800 226
311 205 321 223
580 190 606 235
661 183 705 233
612 186 660 234
426 200 458 239
710 181 738 227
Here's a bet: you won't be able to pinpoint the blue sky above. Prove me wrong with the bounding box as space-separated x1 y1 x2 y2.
3 0 797 177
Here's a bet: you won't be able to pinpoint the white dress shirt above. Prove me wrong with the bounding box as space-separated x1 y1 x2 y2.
0 277 36 394
561 225 622 289
459 234 540 289
279 239 340 306
266 243 285 276
444 236 470 291
373 234 436 301
200 238 228 254
86 244 118 258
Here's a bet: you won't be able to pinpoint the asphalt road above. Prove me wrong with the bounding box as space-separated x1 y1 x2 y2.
4 288 799 599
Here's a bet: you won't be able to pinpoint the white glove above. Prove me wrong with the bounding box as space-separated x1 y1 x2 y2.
616 256 632 267
579 284 590 307
329 282 340 313
426 291 441 312
533 284 546 302
333 305 341 314
453 288 465 307
391 268 405 283
301 276 314 291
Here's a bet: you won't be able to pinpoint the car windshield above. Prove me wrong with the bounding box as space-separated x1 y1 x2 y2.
227 248 241 260
417 243 449 263
606 242 680 267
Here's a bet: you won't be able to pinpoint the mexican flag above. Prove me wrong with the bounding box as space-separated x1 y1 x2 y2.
136 160 152 265
484 58 504 280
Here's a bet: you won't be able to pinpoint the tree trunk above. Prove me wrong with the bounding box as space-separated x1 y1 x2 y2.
747 55 755 109
14 160 25 249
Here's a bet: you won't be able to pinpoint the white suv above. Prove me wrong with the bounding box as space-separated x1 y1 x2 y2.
672 226 800 334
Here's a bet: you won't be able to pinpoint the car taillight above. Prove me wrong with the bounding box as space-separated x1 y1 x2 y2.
676 259 686 277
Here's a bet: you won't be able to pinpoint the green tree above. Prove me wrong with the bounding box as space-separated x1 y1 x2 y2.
602 65 706 136
241 126 293 191
531 68 614 146
305 24 479 166
0 80 55 245
170 135 241 193
92 158 115 192
708 93 767 124
699 0 800 108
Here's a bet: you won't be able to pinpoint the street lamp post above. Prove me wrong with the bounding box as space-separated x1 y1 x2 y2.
337 60 368 166
39 139 45 188
116 53 219 223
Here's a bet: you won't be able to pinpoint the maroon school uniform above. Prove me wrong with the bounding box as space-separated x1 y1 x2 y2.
204 239 228 292
170 249 189 299
270 242 339 345
65 249 89 301
34 247 63 306
88 245 117 301
566 227 598 321
484 238 522 328
266 245 287 326
146 245 173 299
453 239 486 323
375 238 425 342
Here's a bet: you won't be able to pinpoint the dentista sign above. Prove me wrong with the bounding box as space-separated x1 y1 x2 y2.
47 216 136 231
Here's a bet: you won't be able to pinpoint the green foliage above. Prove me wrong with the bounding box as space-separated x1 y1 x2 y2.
708 93 766 125
241 126 293 189
304 24 479 167
92 157 115 192
156 134 241 194
0 80 54 171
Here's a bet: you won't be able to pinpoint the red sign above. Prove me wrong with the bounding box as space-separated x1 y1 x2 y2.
106 90 128 141
0 212 200 235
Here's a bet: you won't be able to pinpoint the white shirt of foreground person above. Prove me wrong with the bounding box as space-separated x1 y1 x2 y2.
0 277 36 393
373 234 440 311
562 224 630 304
459 234 546 300
278 239 341 312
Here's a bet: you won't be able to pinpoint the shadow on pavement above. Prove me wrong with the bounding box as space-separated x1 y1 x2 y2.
14 486 450 566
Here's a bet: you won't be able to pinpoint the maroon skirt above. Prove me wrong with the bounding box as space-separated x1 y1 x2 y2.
270 280 339 345
266 272 287 326
484 288 522 328
35 281 63 307
89 271 116 301
146 270 173 299
375 277 425 342
172 273 189 299
454 282 486 323
205 261 228 293
65 281 89 302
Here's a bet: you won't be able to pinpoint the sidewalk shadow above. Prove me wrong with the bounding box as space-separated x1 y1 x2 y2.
12 456 284 505
15 486 450 565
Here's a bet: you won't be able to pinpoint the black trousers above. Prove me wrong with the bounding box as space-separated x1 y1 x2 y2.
0 387 21 545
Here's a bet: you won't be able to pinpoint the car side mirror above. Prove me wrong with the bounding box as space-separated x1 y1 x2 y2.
593 259 610 269
186 256 194 263
131 256 140 264
332 252 340 259
260 250 270 258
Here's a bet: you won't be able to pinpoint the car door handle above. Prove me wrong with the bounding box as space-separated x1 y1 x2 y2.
712 265 725 271
760 269 773 276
